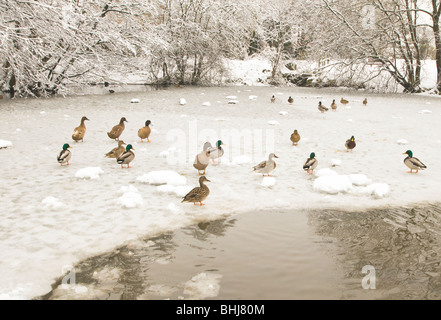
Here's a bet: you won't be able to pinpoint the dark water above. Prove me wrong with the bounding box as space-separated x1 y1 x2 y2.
38 203 441 300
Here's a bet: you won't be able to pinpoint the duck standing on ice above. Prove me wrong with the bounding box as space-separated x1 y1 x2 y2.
182 176 211 205
403 150 426 173
253 153 278 177
72 116 89 142
117 144 135 168
57 143 72 166
107 117 127 141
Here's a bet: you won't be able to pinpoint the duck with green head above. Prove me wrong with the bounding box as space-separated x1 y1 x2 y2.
208 140 225 164
303 152 318 174
345 136 356 152
117 144 135 168
57 143 72 166
403 150 426 173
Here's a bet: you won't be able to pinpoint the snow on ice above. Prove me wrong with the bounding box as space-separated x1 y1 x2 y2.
136 171 187 186
75 167 104 180
0 139 12 149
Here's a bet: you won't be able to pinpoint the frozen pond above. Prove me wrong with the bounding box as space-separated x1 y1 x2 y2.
0 85 440 299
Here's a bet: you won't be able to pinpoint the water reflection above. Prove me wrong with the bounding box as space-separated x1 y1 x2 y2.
39 218 236 300
308 203 441 300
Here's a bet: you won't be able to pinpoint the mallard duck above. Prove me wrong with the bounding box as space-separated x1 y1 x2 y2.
303 152 318 174
318 101 329 113
181 176 211 205
340 97 349 105
331 99 337 111
403 150 426 173
138 120 152 142
57 143 72 166
271 95 276 103
253 153 278 176
72 116 89 142
363 98 368 106
117 144 135 168
107 117 127 141
193 143 212 175
288 96 294 104
208 140 225 163
345 136 356 152
290 129 300 146
105 140 126 158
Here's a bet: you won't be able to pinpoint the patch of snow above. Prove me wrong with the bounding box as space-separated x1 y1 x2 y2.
249 95 258 100
279 111 288 116
331 159 342 167
179 98 187 105
167 203 185 215
313 175 353 194
261 176 276 187
226 95 238 99
75 167 103 180
232 155 252 165
0 139 13 148
315 168 338 177
267 120 279 125
360 183 390 198
41 196 65 210
136 171 187 186
349 174 371 186
130 98 140 103
202 102 211 107
117 188 143 209
228 100 239 104
156 185 193 197
419 109 432 114
397 139 408 145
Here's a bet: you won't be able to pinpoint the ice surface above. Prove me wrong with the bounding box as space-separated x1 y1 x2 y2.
41 196 65 210
249 95 258 100
0 139 12 148
136 171 187 186
1 85 440 299
261 177 276 187
75 167 104 180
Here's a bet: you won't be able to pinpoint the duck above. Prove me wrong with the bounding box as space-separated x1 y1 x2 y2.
105 140 126 158
340 97 349 105
181 176 211 205
57 143 72 166
331 99 337 111
363 98 368 106
207 140 225 163
271 95 276 103
193 143 212 175
403 150 426 173
117 144 135 168
303 152 318 174
288 96 294 104
290 129 300 146
318 101 329 113
345 136 356 152
107 117 127 141
138 120 152 143
253 153 278 176
72 116 89 142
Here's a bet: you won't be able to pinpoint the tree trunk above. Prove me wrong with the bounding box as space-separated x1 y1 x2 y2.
434 17 441 92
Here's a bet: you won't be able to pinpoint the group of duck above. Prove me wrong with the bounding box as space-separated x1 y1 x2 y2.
56 116 152 168
56 94 427 206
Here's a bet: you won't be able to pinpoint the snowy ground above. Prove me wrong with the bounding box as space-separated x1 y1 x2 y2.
0 85 440 299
